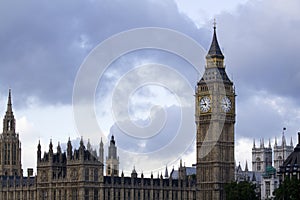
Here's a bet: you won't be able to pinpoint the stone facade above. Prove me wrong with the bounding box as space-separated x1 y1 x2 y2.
252 139 272 173
195 24 235 200
0 90 197 200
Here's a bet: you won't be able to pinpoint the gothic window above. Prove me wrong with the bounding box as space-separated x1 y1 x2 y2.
12 143 16 165
7 120 11 130
94 168 98 181
266 181 270 197
42 190 48 200
72 189 78 200
94 189 98 200
7 144 10 165
4 143 10 165
107 165 111 175
114 165 118 175
84 189 89 200
85 168 89 181
256 157 261 171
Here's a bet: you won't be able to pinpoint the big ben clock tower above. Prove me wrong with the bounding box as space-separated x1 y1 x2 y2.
196 23 235 200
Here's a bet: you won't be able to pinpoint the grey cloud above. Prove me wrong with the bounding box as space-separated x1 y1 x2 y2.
108 105 196 172
0 0 208 107
214 0 300 103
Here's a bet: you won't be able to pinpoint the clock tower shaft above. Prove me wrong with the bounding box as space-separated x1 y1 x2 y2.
195 24 235 200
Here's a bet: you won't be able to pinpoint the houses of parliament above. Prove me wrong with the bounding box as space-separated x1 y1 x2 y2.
0 25 236 200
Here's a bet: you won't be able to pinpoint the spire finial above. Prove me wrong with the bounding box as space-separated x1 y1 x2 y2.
282 127 286 146
206 19 224 60
213 18 217 30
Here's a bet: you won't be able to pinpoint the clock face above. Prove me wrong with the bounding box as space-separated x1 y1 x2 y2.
199 96 211 113
221 96 231 112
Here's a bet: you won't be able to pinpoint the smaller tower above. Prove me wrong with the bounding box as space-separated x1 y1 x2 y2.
67 137 72 159
106 135 119 176
252 138 272 173
0 89 23 176
37 140 41 163
273 128 294 171
99 138 104 164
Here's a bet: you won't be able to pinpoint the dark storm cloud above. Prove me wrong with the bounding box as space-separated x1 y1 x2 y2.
212 0 300 139
0 0 209 107
215 0 300 102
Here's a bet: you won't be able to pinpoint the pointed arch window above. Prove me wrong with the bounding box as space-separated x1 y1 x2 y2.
256 157 261 171
12 143 16 165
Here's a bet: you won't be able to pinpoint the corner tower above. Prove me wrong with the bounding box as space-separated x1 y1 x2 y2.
196 23 235 200
106 135 119 176
0 89 22 176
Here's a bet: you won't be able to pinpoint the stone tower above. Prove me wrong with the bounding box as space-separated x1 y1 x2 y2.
106 135 119 176
252 138 272 172
273 129 294 171
0 89 23 176
196 24 235 200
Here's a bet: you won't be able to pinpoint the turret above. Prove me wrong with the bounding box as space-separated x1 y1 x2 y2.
0 89 23 176
245 161 249 172
99 138 104 164
106 135 119 176
57 142 61 154
67 137 72 159
164 165 169 178
87 139 91 151
131 166 137 179
282 127 286 146
49 139 53 155
37 140 41 163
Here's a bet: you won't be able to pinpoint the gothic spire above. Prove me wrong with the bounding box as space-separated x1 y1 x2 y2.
282 127 286 146
3 89 16 133
165 165 169 178
206 19 224 59
7 88 13 114
245 160 249 172
110 135 115 145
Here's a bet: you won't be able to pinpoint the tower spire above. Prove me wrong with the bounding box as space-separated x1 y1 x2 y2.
206 19 224 60
7 88 12 112
245 160 249 172
3 89 15 134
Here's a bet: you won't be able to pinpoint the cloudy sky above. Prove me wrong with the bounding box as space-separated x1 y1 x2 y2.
0 0 300 176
